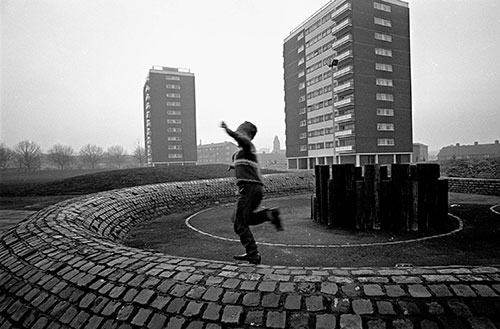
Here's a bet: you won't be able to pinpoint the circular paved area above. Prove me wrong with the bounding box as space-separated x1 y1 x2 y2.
126 193 500 268
1 174 500 329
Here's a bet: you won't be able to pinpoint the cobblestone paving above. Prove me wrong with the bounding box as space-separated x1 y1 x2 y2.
1 173 499 328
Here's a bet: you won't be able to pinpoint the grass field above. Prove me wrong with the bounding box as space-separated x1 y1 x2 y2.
0 164 282 210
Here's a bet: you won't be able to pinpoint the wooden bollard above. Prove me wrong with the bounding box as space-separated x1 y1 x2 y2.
311 194 317 221
317 165 330 225
435 179 449 231
330 164 346 228
364 164 381 230
380 179 392 230
327 179 335 227
344 164 356 229
355 180 365 230
392 164 411 231
416 163 440 232
314 165 321 223
410 179 419 231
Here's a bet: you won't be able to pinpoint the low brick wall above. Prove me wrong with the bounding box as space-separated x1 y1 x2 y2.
447 177 500 196
0 173 313 328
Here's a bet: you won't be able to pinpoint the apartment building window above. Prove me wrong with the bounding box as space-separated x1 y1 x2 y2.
300 145 307 151
297 32 304 41
299 95 306 102
376 63 393 72
374 17 392 27
377 123 395 131
377 108 394 116
299 107 306 115
309 142 325 150
168 154 183 158
308 128 325 137
376 93 394 101
374 32 392 42
298 58 305 66
298 71 305 78
375 48 392 57
306 74 323 87
378 138 395 146
167 110 181 115
299 132 307 139
166 101 181 106
166 93 181 98
167 127 182 132
299 82 305 90
297 45 304 53
165 75 180 80
307 87 324 100
168 145 183 150
374 2 391 12
376 78 393 87
166 84 181 89
167 119 182 124
168 136 182 141
299 120 307 127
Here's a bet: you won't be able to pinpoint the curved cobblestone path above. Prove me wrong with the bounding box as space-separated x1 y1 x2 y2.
1 173 499 329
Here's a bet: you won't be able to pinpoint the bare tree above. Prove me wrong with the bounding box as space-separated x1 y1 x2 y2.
79 144 104 169
47 144 74 170
14 140 42 171
0 142 15 169
107 145 126 169
133 142 146 167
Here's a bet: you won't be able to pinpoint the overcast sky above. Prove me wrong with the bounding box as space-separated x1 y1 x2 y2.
1 0 499 153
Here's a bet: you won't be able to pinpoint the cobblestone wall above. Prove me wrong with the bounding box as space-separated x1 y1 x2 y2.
1 172 499 329
447 177 500 196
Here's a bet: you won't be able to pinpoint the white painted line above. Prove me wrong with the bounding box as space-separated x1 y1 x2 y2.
490 204 500 215
185 209 464 248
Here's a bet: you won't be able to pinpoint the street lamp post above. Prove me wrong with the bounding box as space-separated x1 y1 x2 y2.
328 58 339 164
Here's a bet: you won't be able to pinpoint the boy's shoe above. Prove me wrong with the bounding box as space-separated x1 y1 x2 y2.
270 208 284 231
233 253 261 265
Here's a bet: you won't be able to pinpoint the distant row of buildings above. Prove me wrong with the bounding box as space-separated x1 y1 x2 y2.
437 140 500 161
197 137 287 170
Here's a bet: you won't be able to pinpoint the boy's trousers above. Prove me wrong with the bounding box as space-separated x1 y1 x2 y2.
233 182 269 255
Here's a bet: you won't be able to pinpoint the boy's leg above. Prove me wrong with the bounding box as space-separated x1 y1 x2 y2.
245 185 284 231
233 184 259 257
247 184 268 226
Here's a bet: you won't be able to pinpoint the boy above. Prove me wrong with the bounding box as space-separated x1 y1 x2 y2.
220 121 283 265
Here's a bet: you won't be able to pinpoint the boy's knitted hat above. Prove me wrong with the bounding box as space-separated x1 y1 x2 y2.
236 121 257 139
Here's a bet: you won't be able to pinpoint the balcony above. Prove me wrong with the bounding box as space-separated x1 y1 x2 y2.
335 129 354 137
335 113 354 122
333 65 353 78
334 81 354 93
336 50 353 62
331 18 351 35
334 96 354 108
332 34 352 50
336 145 354 152
331 2 351 20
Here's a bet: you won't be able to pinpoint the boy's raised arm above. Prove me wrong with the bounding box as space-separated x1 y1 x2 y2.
220 121 251 149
